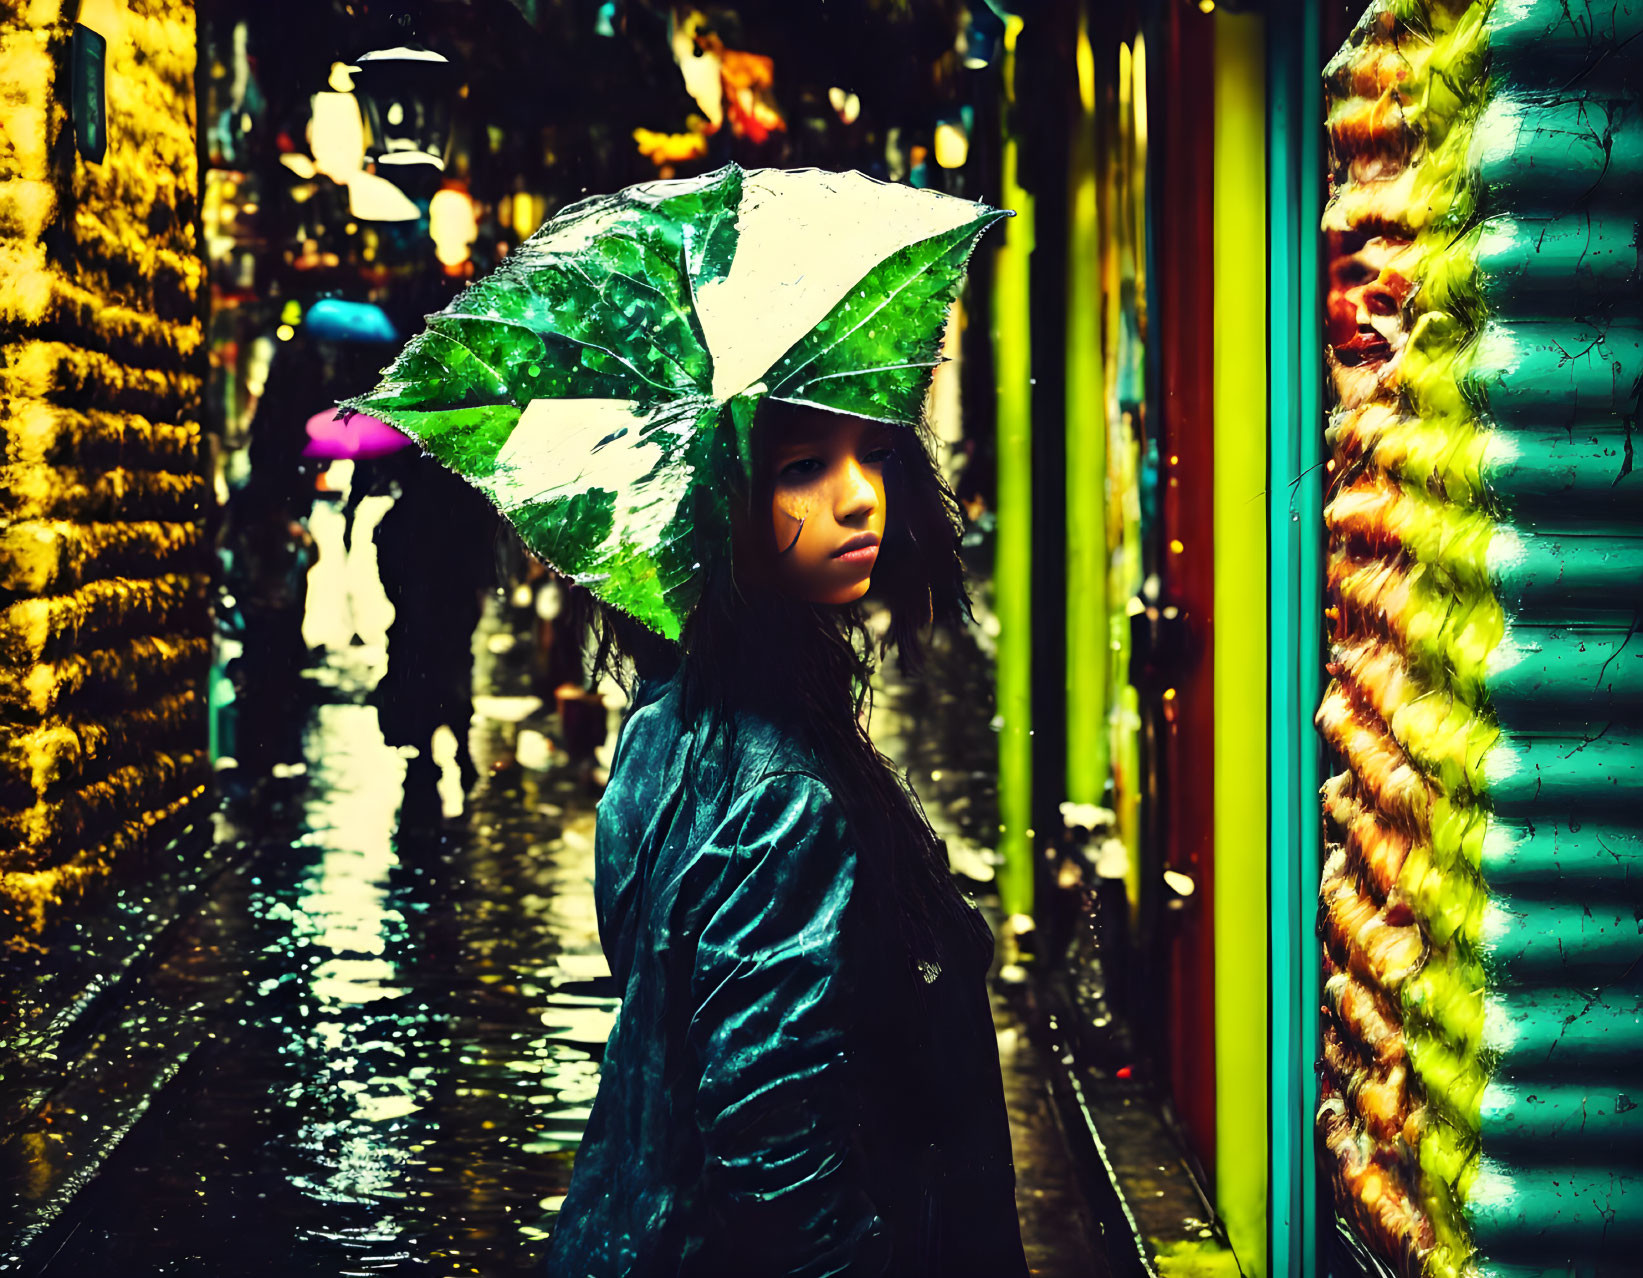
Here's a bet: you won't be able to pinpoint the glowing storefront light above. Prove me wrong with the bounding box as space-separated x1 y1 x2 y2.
310 90 366 182
511 190 544 238
429 187 478 267
346 172 419 222
827 86 862 126
671 11 725 128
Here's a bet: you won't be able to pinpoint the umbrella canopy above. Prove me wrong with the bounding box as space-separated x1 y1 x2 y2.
343 163 1008 639
302 407 414 460
305 298 399 344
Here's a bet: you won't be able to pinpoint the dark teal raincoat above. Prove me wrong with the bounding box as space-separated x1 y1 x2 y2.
543 669 1029 1278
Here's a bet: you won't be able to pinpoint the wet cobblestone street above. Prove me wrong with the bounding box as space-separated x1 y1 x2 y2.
20 593 1101 1277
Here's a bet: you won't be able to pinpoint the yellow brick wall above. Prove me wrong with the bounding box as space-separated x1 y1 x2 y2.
0 0 210 938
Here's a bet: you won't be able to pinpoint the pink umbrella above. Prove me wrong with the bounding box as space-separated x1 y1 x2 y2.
302 407 414 460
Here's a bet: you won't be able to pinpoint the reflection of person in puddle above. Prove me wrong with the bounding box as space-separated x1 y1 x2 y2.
543 400 1028 1278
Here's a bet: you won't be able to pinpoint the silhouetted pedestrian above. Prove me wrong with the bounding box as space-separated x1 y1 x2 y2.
369 450 498 790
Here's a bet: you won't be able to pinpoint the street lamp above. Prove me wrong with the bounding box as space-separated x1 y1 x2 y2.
962 2 1004 70
352 44 455 175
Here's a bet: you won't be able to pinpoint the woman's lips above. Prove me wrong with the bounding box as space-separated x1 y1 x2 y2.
832 533 880 565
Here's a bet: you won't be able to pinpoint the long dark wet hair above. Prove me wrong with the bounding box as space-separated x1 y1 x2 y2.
591 401 987 977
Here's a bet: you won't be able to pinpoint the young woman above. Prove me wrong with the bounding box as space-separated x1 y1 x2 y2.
542 398 1029 1278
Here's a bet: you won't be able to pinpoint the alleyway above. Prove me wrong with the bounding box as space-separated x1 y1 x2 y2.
25 574 1102 1276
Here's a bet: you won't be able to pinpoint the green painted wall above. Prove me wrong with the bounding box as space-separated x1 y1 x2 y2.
1211 11 1270 1278
994 15 1036 923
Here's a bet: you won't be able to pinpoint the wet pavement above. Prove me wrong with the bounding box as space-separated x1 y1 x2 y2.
30 646 615 1276
12 568 1102 1275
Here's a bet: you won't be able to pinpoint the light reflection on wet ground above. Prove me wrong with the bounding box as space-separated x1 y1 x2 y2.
40 617 617 1276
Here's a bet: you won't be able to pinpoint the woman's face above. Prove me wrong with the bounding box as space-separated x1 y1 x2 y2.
762 405 893 606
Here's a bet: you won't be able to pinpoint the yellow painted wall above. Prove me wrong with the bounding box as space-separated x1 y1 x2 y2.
994 15 1036 924
0 0 210 933
1065 15 1108 814
1211 10 1270 1278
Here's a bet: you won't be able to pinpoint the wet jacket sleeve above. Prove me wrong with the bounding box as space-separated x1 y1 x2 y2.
682 770 891 1278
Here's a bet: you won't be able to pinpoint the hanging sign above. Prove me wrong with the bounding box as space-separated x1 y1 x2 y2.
71 23 107 164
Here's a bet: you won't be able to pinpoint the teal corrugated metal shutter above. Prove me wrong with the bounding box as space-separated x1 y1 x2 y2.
1318 2 1642 1275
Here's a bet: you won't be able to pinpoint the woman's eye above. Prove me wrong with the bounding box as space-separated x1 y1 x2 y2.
862 447 895 466
778 457 824 481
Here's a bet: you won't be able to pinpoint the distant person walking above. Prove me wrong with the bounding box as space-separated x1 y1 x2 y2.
370 450 497 791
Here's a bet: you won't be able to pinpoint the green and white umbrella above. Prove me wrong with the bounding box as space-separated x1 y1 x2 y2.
344 163 1008 639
